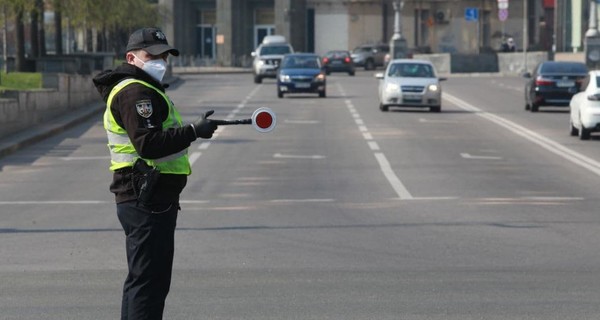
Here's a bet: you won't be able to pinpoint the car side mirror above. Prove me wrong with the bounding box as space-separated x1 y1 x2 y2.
375 73 384 79
522 72 531 78
439 77 447 81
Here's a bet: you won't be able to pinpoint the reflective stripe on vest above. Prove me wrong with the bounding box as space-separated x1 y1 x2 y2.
104 78 191 174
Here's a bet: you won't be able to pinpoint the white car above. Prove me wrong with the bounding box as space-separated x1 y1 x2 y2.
251 35 294 84
375 59 446 112
569 70 600 140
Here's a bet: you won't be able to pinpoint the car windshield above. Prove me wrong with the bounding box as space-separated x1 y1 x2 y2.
387 63 435 78
260 45 292 55
540 63 587 74
282 56 321 69
326 51 348 58
352 47 371 53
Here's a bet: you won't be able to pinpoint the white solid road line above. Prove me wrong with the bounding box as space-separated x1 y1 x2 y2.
270 198 335 203
273 153 326 159
374 153 414 200
460 153 503 160
445 93 600 177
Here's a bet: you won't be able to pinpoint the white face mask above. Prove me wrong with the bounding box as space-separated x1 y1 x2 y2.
134 54 167 82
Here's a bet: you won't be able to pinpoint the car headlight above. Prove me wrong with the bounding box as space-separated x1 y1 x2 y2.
427 84 439 92
279 74 291 82
385 83 400 93
315 73 326 82
256 60 265 68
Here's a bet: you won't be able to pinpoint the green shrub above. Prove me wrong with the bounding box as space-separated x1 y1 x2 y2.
0 72 43 90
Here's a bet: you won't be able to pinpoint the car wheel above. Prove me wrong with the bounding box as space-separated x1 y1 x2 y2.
254 75 262 84
570 119 579 136
349 71 355 76
319 90 326 98
525 102 530 111
365 59 375 70
430 106 441 113
325 70 331 75
379 103 389 112
530 103 539 112
278 90 283 98
579 123 591 140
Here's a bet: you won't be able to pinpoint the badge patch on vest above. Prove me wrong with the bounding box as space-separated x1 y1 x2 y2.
135 100 153 118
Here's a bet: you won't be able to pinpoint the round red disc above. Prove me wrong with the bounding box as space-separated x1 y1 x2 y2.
255 112 273 129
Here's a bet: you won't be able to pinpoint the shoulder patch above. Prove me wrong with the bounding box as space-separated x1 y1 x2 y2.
135 100 153 118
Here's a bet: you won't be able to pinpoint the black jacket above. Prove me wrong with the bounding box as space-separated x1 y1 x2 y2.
93 63 197 204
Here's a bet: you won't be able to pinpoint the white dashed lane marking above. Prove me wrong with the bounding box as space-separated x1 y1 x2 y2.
337 84 413 200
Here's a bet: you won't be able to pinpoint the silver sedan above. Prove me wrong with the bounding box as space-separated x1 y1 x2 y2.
375 59 446 112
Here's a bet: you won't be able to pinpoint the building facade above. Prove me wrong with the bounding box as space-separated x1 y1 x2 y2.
158 0 590 67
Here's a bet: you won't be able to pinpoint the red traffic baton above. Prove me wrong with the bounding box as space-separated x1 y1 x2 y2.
211 107 276 133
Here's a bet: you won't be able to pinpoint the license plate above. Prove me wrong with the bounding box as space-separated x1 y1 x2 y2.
403 94 421 101
556 80 575 87
295 83 310 88
331 61 342 64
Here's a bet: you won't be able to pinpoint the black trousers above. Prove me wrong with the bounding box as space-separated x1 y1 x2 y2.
116 201 179 320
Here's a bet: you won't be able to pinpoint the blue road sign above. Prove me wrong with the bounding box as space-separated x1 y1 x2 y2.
465 7 479 21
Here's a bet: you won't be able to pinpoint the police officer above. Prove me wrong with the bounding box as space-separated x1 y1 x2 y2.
93 27 217 320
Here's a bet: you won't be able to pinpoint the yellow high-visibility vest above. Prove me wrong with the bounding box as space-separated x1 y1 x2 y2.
103 78 191 174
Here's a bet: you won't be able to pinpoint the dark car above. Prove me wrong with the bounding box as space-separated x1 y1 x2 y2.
277 53 326 98
524 61 588 112
321 50 355 76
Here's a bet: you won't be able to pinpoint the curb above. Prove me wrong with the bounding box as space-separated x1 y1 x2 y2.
0 76 184 160
0 102 105 159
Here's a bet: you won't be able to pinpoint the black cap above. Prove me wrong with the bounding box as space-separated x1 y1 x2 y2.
126 28 179 56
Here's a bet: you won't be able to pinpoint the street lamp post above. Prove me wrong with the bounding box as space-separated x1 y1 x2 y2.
523 0 528 72
392 0 403 40
389 0 408 60
585 0 600 69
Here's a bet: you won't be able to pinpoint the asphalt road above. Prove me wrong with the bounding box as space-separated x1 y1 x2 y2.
1 71 599 319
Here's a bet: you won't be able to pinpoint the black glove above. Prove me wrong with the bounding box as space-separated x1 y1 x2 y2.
193 110 218 139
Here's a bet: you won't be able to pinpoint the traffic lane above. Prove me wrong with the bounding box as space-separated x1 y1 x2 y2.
166 269 599 320
327 74 600 266
1 268 597 320
344 73 600 202
0 117 113 227
0 115 123 319
180 78 394 205
443 75 600 160
0 114 126 274
0 73 598 319
173 74 600 273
